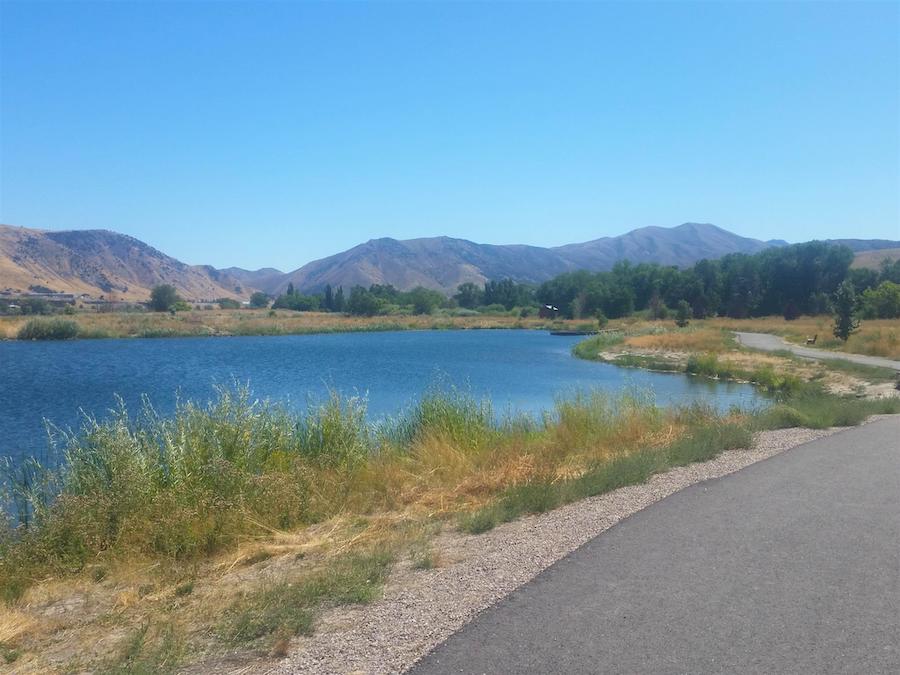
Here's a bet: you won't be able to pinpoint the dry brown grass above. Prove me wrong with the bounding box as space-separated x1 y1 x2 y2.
706 316 900 359
0 308 579 340
0 608 38 646
3 391 682 673
625 327 732 353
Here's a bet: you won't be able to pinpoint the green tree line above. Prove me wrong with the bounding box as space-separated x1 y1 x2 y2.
257 242 900 323
535 242 900 321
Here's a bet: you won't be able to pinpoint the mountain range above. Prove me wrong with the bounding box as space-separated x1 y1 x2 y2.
1 222 897 301
0 225 246 301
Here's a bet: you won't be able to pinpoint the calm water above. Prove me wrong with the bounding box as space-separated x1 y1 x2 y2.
0 330 763 465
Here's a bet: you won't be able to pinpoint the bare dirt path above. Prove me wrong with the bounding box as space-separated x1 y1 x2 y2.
735 331 900 371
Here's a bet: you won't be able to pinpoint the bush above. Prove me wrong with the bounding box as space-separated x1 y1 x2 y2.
17 318 79 340
674 300 691 327
150 285 181 312
249 292 270 309
685 353 731 379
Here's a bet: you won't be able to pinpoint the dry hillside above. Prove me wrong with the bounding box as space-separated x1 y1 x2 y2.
0 224 250 301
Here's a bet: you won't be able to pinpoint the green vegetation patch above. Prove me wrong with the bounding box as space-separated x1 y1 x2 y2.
755 389 900 430
17 318 79 340
100 623 184 675
460 420 750 534
218 549 393 647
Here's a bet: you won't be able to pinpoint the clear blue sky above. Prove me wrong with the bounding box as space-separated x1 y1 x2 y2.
1 1 898 271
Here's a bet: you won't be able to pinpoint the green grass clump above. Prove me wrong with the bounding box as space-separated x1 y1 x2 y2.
612 354 682 371
385 388 495 450
747 366 801 394
816 359 898 384
100 623 184 675
665 422 752 466
459 420 750 535
218 550 393 646
755 388 900 430
572 332 625 359
17 318 79 340
685 353 734 379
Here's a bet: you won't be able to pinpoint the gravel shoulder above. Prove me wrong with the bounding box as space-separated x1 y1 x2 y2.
735 331 900 371
254 421 889 675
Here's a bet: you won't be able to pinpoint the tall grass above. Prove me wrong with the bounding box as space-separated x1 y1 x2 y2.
2 380 897 612
0 385 665 600
17 318 79 340
217 549 393 646
459 417 750 534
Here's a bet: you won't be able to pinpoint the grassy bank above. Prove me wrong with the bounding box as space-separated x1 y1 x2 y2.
574 321 899 394
707 316 900 359
2 382 898 672
0 308 580 341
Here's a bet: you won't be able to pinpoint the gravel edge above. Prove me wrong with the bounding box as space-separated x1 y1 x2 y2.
258 418 890 675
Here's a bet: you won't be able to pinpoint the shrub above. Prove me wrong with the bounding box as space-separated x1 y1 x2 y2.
150 285 181 312
674 300 691 327
17 318 79 340
685 353 731 379
249 292 270 309
218 550 393 646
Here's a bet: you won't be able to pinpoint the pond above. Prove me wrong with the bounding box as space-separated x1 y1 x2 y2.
0 330 763 467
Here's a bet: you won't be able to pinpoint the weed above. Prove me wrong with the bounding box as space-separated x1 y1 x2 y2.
100 623 184 675
17 318 79 340
173 581 194 597
218 549 393 646
412 548 439 570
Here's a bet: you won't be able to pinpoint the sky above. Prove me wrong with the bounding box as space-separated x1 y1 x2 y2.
1 1 898 272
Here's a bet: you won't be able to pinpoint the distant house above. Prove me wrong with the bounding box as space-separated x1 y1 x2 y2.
539 304 559 319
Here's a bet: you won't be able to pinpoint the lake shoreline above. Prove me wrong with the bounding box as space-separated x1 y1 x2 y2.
571 325 900 399
2 327 898 672
1 309 586 342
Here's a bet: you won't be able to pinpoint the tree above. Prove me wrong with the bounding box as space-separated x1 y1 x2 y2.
782 301 800 321
150 284 181 312
323 284 334 311
861 281 900 319
217 298 240 309
648 292 668 320
286 282 295 296
454 282 484 309
674 300 691 327
407 286 443 315
334 286 345 313
832 280 860 341
346 286 383 316
249 292 270 308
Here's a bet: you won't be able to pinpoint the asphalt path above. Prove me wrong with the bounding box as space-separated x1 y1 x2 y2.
735 331 900 372
411 416 900 674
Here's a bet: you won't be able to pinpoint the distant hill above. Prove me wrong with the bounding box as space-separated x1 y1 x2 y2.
274 223 776 294
551 223 770 270
0 224 248 301
218 266 285 292
826 239 900 253
3 221 898 300
270 237 575 296
851 247 900 270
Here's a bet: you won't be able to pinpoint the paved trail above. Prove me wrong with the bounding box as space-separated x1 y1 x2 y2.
735 331 900 371
410 416 900 674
